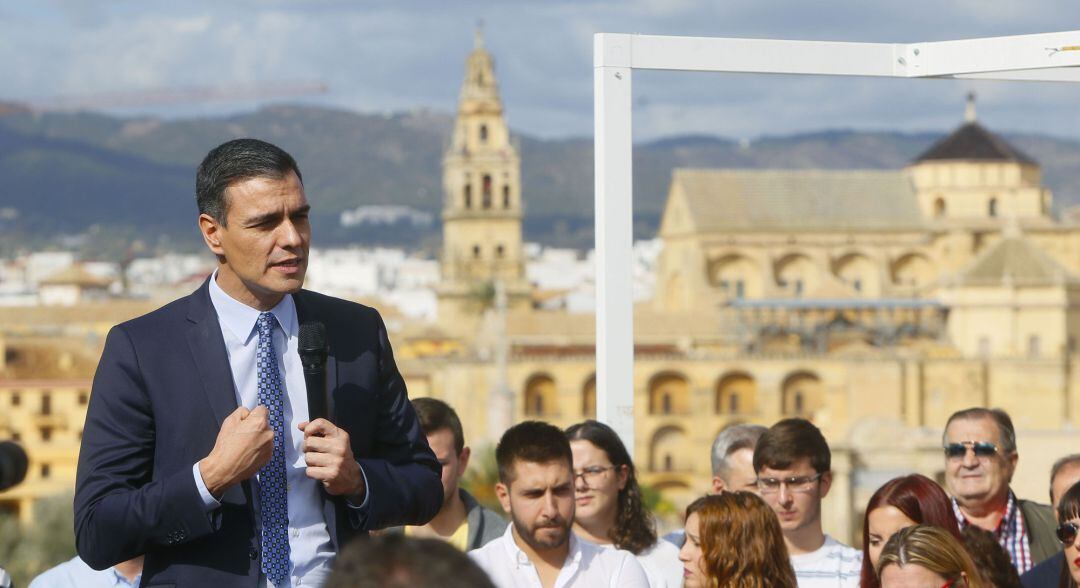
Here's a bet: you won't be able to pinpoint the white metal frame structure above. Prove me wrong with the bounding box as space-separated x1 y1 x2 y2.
594 31 1080 454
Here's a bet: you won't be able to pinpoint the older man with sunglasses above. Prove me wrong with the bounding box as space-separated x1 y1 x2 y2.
942 407 1058 574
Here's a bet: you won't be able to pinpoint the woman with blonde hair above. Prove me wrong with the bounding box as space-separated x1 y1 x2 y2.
678 492 797 588
876 525 984 588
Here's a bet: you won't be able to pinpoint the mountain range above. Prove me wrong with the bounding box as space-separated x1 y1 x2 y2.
2 102 1079 257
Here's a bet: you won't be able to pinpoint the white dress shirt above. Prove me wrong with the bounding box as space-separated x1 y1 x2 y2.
599 540 683 588
470 525 650 588
29 556 140 588
191 275 352 587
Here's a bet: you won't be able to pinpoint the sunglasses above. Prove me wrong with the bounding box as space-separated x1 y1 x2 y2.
1058 522 1079 545
943 441 1000 459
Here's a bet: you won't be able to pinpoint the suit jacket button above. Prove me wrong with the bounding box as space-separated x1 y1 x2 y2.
249 547 258 560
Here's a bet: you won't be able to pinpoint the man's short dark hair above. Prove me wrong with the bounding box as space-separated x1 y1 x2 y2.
1050 453 1080 502
325 534 495 588
495 421 572 485
959 526 1022 588
195 138 303 225
943 407 1017 454
412 397 465 455
753 418 831 474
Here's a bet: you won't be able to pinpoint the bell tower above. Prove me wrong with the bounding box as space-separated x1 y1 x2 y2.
437 27 531 327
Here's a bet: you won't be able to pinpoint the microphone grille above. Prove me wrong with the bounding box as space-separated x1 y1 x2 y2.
299 321 327 351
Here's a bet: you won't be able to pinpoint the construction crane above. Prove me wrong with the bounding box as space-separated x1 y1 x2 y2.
2 80 329 114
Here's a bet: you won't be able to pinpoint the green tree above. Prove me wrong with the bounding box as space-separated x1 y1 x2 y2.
0 493 77 587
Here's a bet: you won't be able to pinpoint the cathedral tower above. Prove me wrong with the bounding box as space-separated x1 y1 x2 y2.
437 28 531 327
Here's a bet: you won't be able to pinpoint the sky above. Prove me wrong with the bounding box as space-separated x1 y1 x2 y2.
3 0 1080 141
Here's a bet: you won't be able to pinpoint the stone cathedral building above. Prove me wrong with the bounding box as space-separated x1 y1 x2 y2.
406 34 1080 540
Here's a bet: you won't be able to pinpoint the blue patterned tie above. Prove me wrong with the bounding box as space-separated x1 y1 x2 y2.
256 312 290 587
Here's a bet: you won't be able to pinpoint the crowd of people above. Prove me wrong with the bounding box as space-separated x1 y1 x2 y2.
315 401 1080 588
29 398 1080 587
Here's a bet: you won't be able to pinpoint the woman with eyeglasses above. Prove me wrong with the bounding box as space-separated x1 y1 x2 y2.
565 420 682 587
859 474 963 588
876 525 984 588
1053 480 1080 588
679 492 798 588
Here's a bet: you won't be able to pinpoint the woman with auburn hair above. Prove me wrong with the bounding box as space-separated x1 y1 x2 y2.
860 474 962 588
876 525 984 588
565 420 682 587
679 492 797 588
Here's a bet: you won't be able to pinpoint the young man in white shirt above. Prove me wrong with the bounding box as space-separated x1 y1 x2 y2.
754 418 861 588
470 421 649 588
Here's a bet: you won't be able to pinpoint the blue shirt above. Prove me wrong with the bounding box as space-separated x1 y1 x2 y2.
29 556 140 588
191 275 369 587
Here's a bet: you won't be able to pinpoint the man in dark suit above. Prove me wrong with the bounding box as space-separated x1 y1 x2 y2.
1021 454 1080 588
74 138 442 587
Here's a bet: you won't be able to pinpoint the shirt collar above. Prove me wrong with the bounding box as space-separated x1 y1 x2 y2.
951 489 1019 537
500 523 582 570
208 271 297 343
109 568 141 587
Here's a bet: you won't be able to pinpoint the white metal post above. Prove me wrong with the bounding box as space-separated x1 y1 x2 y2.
592 29 1080 461
594 33 636 454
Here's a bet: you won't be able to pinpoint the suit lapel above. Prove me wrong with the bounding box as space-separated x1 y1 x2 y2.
186 279 239 428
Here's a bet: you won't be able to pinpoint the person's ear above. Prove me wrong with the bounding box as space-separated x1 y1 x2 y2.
607 464 625 491
458 446 471 476
199 213 226 257
819 471 833 499
711 476 726 495
496 482 511 514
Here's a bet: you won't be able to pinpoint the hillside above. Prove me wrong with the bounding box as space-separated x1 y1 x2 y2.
1 103 1079 255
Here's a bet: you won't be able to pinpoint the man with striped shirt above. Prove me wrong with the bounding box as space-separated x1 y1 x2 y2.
943 407 1058 574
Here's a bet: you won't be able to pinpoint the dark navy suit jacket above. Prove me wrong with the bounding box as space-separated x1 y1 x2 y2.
74 280 442 587
1021 551 1064 588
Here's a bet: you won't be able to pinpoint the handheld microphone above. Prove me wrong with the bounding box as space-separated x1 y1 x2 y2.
298 321 328 422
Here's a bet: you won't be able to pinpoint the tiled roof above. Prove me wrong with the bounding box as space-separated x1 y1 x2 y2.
670 168 924 232
955 236 1074 287
913 122 1035 164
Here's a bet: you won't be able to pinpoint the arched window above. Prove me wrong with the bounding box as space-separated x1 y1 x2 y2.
472 245 481 259
716 372 756 415
464 183 473 208
496 244 505 258
479 124 488 143
709 254 762 299
782 371 823 418
649 426 689 472
774 253 817 298
934 197 946 218
891 253 934 288
988 197 998 217
482 175 493 209
524 374 558 417
582 375 596 417
503 185 511 208
648 372 690 415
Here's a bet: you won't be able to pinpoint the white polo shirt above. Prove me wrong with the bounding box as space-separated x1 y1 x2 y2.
470 526 650 588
